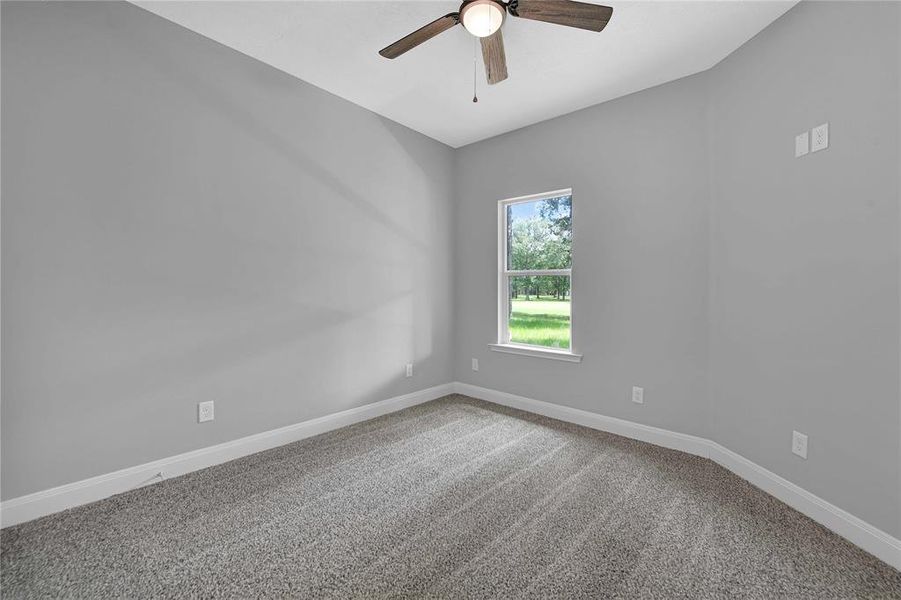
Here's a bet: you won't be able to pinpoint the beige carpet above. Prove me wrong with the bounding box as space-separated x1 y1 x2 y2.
2 394 899 598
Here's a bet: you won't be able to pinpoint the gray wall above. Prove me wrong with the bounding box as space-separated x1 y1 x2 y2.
1 1 455 500
708 1 900 538
454 73 712 439
454 1 900 537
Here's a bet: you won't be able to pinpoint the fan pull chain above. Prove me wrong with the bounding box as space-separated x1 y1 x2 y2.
472 36 478 103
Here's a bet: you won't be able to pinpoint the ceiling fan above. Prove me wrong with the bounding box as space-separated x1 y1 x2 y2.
378 0 613 85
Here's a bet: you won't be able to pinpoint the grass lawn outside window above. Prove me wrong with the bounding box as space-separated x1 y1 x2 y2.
509 296 571 349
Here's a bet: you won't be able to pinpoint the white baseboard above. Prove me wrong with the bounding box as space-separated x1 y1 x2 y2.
452 382 711 457
3 380 898 571
707 442 901 570
0 383 454 528
453 382 901 570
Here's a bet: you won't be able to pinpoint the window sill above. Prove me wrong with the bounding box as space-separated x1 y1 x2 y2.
488 343 583 363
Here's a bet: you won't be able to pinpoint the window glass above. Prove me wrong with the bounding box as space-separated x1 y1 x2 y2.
506 195 572 271
507 275 571 349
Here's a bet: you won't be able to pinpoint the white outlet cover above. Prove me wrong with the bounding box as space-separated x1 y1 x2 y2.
794 131 809 157
632 386 644 404
811 123 828 152
471 358 479 372
792 430 808 459
405 363 413 378
198 401 214 423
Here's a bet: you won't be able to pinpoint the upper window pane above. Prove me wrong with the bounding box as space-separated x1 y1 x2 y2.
506 195 572 271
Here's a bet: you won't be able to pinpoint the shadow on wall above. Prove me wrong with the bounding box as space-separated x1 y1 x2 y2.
103 3 442 391
374 114 457 376
128 2 443 364
1 2 451 498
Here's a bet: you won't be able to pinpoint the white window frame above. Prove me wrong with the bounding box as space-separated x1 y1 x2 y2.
490 188 582 363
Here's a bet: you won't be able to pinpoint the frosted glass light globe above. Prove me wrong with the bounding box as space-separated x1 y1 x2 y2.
461 0 505 37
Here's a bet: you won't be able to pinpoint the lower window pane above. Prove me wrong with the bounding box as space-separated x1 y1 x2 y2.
508 275 571 349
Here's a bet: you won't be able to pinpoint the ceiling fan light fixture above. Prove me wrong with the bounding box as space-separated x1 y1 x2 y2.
461 0 505 38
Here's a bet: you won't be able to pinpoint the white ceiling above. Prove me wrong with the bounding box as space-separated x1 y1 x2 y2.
134 0 797 147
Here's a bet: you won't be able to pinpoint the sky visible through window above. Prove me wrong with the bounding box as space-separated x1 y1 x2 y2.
508 194 570 221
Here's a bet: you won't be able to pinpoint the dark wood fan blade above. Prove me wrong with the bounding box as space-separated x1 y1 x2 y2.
379 13 459 59
480 30 508 85
510 0 612 32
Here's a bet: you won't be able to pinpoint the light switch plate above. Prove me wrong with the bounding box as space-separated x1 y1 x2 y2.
472 358 479 371
405 363 413 378
198 401 214 423
631 386 644 404
792 430 808 459
811 123 828 152
795 131 809 157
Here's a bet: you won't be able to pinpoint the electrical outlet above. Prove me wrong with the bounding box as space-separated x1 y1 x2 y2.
794 131 809 158
405 363 413 378
631 386 644 404
811 123 828 152
471 358 479 371
792 430 808 459
198 401 214 423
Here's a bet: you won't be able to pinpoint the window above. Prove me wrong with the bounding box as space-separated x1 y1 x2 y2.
491 189 581 362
